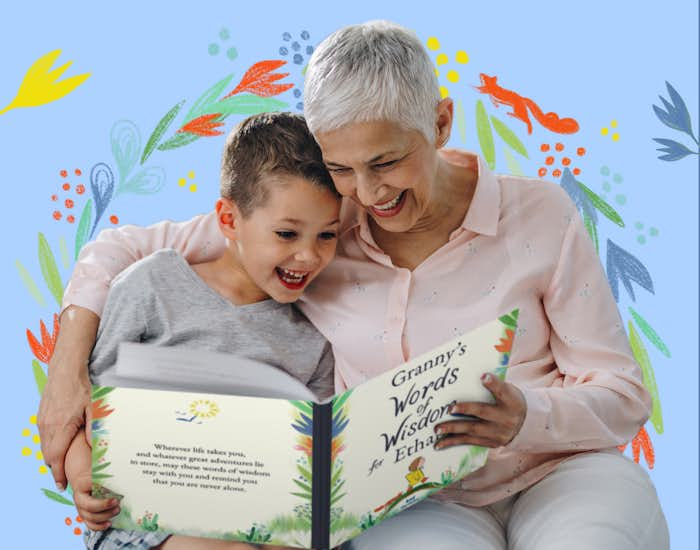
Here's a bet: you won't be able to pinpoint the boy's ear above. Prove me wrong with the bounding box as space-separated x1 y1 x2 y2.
215 198 240 240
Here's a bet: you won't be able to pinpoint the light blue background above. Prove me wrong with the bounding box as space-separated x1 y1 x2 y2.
1 1 697 547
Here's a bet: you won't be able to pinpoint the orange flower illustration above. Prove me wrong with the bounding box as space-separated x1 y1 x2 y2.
26 313 59 364
177 114 225 136
617 425 655 469
92 398 114 420
225 60 294 98
294 435 312 457
495 329 515 353
331 437 346 462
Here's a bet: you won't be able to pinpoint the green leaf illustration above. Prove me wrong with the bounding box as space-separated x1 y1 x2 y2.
157 132 201 151
204 94 288 117
490 115 529 158
184 74 235 123
15 260 46 306
455 99 467 144
628 321 663 434
475 100 495 169
330 479 345 498
41 488 74 506
58 236 70 269
499 313 518 328
92 386 115 401
38 233 63 306
296 464 312 482
292 479 312 495
330 464 344 487
92 461 111 474
582 211 599 253
32 359 47 395
330 491 347 506
332 389 353 415
290 400 314 417
141 100 186 164
93 446 108 465
75 199 93 260
503 148 524 176
577 181 625 227
628 307 671 358
119 167 166 196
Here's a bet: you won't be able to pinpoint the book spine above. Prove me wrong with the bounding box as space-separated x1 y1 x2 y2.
311 402 332 549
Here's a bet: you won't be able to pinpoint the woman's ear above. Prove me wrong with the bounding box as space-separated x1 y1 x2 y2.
215 198 239 240
435 97 454 148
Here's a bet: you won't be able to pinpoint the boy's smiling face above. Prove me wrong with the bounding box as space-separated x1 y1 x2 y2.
219 174 341 304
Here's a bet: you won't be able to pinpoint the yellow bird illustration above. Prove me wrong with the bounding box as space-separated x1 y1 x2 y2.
0 49 91 115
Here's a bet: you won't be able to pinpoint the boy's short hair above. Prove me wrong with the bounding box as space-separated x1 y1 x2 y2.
304 20 441 144
220 112 338 217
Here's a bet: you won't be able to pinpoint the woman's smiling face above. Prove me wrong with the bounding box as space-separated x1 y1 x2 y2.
316 119 443 234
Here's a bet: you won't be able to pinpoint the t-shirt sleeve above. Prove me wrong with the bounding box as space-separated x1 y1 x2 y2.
307 341 335 400
505 203 652 453
89 272 149 382
62 211 223 318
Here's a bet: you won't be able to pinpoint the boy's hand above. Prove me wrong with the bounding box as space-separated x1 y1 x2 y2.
71 473 121 531
433 373 526 449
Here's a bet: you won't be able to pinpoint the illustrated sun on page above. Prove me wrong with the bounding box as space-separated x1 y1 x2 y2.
175 399 220 422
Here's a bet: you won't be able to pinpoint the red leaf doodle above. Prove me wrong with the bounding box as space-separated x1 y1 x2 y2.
495 329 515 353
26 314 60 364
177 114 225 137
225 60 294 98
92 398 114 420
617 425 655 469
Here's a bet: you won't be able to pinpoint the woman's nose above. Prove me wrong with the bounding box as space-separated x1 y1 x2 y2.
354 173 381 206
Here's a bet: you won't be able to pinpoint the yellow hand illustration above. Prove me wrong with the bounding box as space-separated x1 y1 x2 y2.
0 49 91 115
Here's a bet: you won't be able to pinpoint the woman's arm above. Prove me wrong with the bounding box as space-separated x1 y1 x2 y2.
63 212 221 316
38 211 223 490
506 204 652 452
436 201 651 453
39 306 98 490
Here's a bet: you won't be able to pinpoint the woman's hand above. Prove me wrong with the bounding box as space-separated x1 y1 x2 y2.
434 373 527 449
38 305 99 490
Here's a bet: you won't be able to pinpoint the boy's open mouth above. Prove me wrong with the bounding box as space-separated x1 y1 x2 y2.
276 267 310 289
370 190 407 218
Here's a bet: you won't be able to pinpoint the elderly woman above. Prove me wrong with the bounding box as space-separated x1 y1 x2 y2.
39 20 668 550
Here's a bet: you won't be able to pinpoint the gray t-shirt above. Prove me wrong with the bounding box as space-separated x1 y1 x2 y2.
90 249 334 399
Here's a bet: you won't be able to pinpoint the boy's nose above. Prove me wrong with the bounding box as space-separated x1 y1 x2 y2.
294 243 321 265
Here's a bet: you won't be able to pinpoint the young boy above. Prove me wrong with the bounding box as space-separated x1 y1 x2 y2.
64 112 342 550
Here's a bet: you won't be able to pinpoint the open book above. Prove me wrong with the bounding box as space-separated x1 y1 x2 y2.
91 310 518 548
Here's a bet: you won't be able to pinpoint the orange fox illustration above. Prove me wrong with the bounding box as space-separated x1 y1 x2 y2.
476 74 579 135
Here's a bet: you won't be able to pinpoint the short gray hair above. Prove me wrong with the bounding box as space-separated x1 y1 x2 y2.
304 20 441 143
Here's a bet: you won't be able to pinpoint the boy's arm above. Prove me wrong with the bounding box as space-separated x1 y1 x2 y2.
39 212 222 491
307 341 336 400
65 429 120 531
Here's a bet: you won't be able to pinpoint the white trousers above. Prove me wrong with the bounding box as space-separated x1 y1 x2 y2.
342 450 669 550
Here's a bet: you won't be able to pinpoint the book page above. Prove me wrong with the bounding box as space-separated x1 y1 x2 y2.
93 371 317 547
325 313 517 547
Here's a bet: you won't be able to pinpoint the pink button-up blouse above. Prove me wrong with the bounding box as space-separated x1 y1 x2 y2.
63 149 650 506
